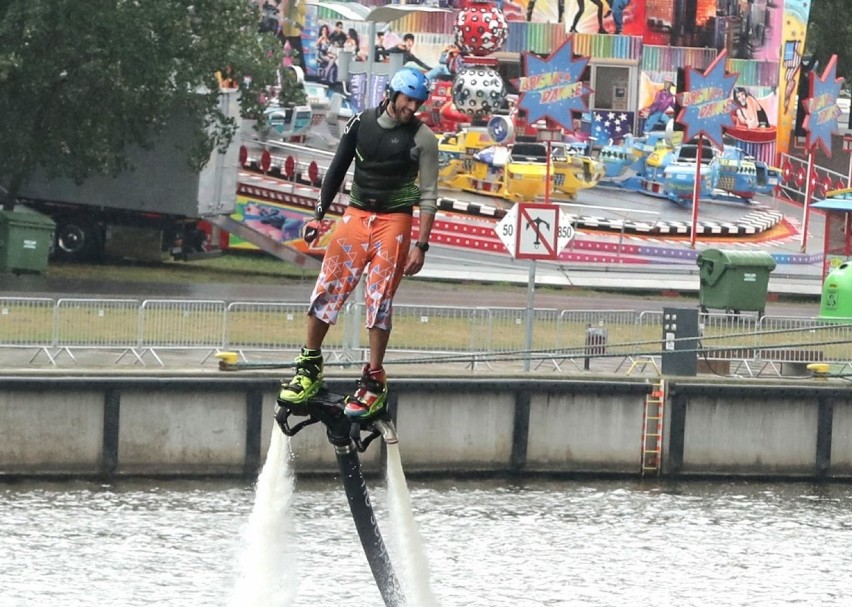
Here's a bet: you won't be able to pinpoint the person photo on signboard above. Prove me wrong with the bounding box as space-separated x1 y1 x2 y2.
732 86 770 129
316 23 338 84
344 28 367 62
329 20 347 48
425 43 462 81
639 79 675 134
386 33 431 72
374 31 389 63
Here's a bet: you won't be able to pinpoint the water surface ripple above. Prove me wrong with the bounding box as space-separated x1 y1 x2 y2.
2 478 851 606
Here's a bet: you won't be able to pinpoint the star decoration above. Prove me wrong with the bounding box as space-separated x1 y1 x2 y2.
675 50 738 149
591 110 633 144
513 37 591 131
803 54 844 158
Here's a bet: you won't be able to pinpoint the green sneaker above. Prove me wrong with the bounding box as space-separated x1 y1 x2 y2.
278 349 324 404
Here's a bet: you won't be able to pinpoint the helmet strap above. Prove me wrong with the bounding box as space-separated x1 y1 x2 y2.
383 95 397 117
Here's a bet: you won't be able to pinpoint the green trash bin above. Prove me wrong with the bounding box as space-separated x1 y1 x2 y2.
0 209 56 273
696 249 776 316
820 260 852 319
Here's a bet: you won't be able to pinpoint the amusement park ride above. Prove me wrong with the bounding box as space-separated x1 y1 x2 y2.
596 127 781 204
230 0 846 268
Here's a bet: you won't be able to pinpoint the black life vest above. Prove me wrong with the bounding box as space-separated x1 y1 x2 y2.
351 107 421 212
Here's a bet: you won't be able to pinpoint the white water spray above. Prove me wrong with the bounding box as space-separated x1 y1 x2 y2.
385 443 439 607
230 429 298 607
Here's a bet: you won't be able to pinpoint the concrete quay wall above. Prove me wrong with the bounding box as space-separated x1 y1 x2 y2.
0 374 850 480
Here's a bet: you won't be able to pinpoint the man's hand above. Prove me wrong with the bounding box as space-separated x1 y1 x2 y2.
404 245 425 276
302 219 322 244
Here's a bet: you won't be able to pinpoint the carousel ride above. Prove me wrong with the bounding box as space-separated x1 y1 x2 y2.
595 124 781 205
437 121 604 201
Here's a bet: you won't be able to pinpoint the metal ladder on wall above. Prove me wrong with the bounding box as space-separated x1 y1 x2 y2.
640 378 665 477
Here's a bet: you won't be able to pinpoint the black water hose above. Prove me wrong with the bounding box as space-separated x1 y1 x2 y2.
276 390 405 605
334 442 404 607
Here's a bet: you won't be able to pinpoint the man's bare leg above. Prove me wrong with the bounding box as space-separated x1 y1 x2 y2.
368 326 390 370
306 314 331 350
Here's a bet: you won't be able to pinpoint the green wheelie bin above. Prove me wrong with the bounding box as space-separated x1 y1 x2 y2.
0 209 56 273
820 260 852 320
696 249 776 317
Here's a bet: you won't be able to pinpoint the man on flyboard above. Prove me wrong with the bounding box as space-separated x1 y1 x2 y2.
278 68 439 420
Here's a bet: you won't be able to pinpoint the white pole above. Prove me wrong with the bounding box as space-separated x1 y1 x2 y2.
523 259 536 372
365 21 376 109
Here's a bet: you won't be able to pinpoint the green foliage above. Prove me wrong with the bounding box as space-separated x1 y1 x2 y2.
806 0 852 85
278 66 307 106
0 0 283 209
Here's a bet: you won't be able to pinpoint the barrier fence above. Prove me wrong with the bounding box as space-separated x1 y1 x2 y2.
0 297 850 376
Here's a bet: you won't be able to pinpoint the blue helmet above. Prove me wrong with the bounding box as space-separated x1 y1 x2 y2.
388 68 430 103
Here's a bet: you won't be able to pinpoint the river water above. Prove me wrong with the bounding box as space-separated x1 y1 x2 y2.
2 453 852 606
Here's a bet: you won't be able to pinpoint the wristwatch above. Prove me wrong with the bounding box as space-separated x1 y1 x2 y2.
414 241 430 252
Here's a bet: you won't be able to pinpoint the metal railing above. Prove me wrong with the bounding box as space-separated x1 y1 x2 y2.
0 296 850 377
778 152 849 204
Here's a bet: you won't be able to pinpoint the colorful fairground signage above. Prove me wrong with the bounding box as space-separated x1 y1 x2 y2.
513 37 591 132
674 50 738 248
675 50 737 149
799 54 844 252
804 54 844 157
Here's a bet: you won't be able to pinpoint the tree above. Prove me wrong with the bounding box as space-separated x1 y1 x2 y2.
806 0 852 86
0 0 283 211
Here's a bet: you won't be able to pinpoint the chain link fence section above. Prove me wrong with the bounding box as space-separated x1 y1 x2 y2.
548 310 638 372
54 298 142 364
478 307 561 371
224 301 340 361
0 297 56 364
756 315 852 376
343 303 489 369
1 296 851 375
622 311 664 375
138 300 228 366
696 312 760 376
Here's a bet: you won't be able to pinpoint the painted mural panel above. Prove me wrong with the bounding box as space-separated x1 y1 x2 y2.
523 0 645 36
725 0 784 62
776 0 811 155
637 76 676 135
230 196 337 255
516 0 784 62
729 87 776 133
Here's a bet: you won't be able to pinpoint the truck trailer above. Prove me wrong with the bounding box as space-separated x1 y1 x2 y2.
12 93 240 262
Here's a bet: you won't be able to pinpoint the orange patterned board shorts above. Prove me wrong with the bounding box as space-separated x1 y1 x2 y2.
308 207 413 330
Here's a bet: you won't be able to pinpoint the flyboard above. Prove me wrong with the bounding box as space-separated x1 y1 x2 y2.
217 352 405 607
